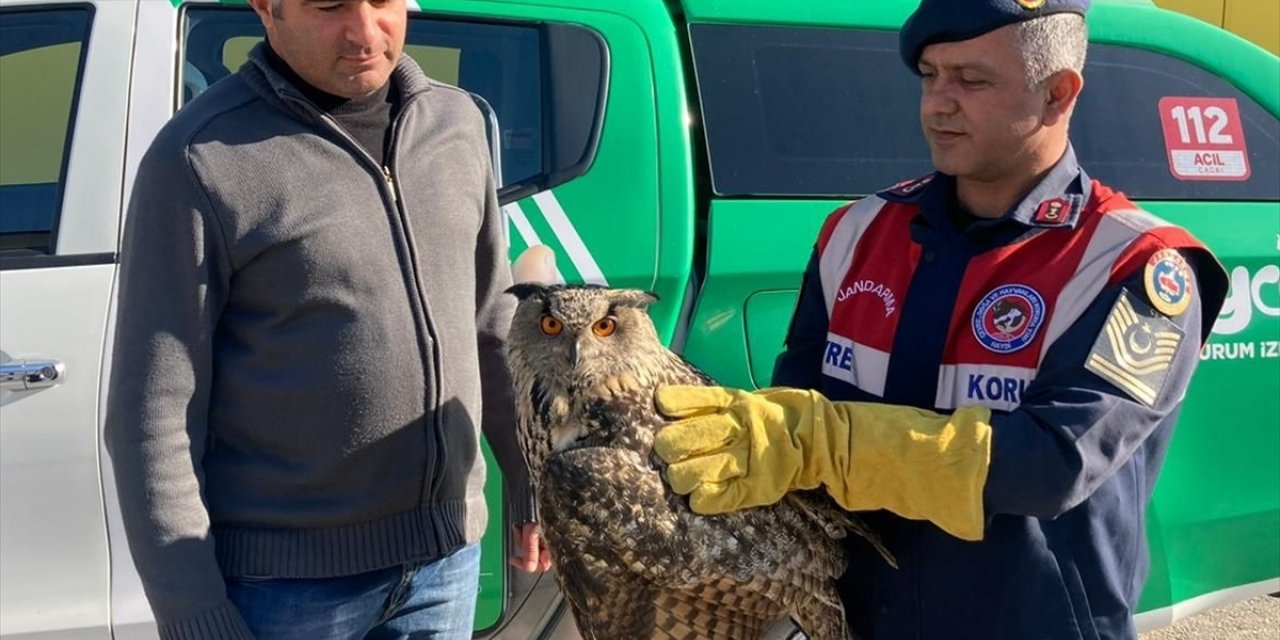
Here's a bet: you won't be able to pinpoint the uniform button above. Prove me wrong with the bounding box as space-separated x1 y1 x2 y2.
879 604 890 615
923 250 936 262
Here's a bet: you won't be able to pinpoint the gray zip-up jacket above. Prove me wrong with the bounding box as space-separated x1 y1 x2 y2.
104 44 531 639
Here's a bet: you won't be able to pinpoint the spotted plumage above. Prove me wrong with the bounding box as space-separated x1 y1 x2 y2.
504 283 893 640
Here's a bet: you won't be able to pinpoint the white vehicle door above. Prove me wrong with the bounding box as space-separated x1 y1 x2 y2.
0 1 136 638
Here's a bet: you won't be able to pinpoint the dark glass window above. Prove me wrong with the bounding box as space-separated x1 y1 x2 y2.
691 24 1280 200
1074 44 1279 200
0 7 93 257
692 26 928 197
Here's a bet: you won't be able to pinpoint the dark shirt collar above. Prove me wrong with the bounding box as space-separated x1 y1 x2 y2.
262 43 392 115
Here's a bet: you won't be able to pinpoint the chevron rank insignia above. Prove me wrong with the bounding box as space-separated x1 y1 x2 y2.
1085 290 1185 407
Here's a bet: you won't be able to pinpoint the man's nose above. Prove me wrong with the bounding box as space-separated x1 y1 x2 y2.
921 82 959 117
344 2 382 49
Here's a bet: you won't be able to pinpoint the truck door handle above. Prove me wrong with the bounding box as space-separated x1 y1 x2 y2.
0 359 66 391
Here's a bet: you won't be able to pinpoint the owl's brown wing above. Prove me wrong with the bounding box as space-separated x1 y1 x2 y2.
567 377 855 582
666 352 716 386
538 445 710 586
551 551 658 639
540 444 853 639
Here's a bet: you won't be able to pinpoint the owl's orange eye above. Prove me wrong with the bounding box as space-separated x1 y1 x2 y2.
592 317 617 337
540 315 563 336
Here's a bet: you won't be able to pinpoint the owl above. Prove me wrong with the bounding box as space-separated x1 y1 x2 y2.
504 277 894 640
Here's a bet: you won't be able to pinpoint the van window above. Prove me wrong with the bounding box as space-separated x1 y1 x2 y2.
691 26 930 198
182 8 606 197
691 24 1280 200
1077 44 1279 200
0 8 92 256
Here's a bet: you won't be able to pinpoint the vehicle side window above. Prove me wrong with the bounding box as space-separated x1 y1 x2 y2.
691 24 1280 200
0 8 93 257
691 26 931 197
181 8 605 197
1075 44 1279 200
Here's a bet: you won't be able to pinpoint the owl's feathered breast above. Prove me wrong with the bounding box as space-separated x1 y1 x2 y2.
515 354 853 638
504 284 870 640
517 349 711 479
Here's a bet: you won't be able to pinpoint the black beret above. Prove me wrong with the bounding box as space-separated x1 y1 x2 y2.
900 0 1091 72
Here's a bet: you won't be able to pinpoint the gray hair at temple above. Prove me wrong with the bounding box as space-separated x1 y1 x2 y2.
1014 13 1089 89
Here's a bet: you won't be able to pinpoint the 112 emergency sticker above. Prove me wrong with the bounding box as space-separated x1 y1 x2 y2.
1158 97 1251 181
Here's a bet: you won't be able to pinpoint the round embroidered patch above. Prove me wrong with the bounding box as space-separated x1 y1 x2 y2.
1016 0 1048 8
972 284 1046 354
1144 248 1193 316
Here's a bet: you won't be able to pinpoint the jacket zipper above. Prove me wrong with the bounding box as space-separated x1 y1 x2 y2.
382 166 397 204
284 91 448 517
382 109 450 511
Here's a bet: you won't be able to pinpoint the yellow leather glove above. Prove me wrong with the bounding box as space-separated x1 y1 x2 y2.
653 385 993 541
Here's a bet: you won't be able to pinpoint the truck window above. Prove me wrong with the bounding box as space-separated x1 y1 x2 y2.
181 8 605 197
1077 44 1279 200
0 7 92 257
691 26 931 198
691 24 1280 200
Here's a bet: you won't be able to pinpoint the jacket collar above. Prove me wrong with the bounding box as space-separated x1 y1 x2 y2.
1005 144 1091 229
239 41 432 120
908 143 1092 237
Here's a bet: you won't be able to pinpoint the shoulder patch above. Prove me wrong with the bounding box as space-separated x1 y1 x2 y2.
1030 194 1084 228
1085 290 1185 407
878 173 936 202
1143 248 1194 317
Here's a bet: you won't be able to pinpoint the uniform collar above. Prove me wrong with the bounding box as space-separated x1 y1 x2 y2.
899 144 1092 236
1006 144 1091 229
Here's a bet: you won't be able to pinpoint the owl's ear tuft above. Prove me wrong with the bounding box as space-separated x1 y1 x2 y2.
607 289 660 309
505 283 551 302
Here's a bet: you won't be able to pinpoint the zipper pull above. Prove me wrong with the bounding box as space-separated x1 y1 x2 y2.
382 166 397 204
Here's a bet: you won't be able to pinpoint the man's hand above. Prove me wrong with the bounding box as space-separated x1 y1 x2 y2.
510 522 552 573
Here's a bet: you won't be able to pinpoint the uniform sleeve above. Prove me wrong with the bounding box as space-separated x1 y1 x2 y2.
982 249 1218 519
103 141 253 638
771 249 829 390
473 158 537 525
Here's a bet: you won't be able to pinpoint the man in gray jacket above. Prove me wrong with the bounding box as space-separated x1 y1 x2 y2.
105 1 543 637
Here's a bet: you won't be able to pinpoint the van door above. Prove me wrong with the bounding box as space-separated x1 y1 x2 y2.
0 1 136 638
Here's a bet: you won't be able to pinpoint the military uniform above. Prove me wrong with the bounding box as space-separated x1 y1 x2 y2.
776 148 1226 638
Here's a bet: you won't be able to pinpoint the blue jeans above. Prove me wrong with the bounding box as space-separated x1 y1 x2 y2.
226 543 480 639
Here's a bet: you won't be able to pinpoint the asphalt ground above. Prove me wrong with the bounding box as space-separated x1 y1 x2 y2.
1139 595 1280 639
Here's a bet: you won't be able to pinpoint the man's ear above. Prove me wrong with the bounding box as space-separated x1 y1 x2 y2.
246 0 274 27
1043 68 1084 127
